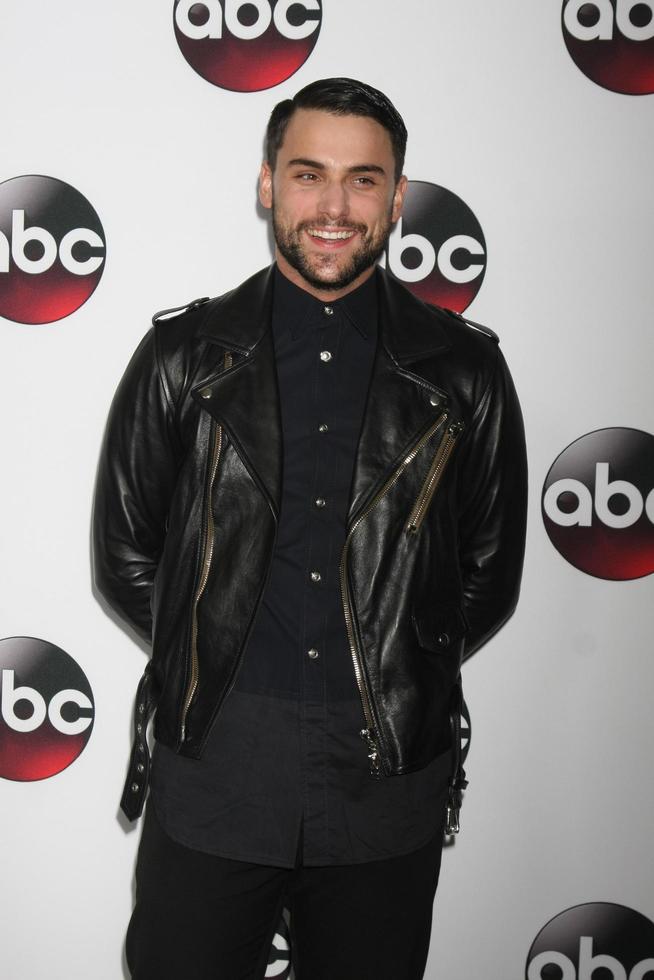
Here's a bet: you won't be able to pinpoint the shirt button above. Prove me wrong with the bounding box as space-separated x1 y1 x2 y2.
310 570 321 582
320 350 332 362
307 648 320 660
314 497 326 508
318 423 328 433
323 305 334 316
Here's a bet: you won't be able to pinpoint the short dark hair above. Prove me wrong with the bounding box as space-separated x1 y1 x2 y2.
265 77 408 182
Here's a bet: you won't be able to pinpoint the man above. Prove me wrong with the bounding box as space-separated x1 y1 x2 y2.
93 78 527 980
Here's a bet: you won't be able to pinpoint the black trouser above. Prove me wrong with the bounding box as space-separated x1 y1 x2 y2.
126 803 447 980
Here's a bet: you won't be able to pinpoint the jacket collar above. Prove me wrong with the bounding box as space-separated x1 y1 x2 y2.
194 264 452 526
197 265 275 355
197 264 451 365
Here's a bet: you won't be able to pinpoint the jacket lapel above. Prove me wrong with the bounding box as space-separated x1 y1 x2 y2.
346 271 452 525
191 267 283 519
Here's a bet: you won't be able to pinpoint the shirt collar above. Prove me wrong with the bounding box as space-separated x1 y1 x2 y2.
272 264 377 342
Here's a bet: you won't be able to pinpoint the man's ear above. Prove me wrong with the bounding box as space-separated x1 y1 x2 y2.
391 175 408 223
259 162 273 210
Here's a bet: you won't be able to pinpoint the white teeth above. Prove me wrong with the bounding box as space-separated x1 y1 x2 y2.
308 229 355 240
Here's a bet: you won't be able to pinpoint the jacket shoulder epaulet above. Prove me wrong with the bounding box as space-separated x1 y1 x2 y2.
444 308 499 344
151 296 211 326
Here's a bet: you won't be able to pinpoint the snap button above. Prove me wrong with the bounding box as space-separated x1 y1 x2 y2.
429 394 439 406
323 305 334 316
307 648 320 660
436 633 450 648
310 571 321 582
314 497 326 508
131 782 139 793
200 387 212 399
320 351 332 362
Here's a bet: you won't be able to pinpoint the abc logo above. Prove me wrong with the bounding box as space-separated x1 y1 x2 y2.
266 916 291 978
381 181 486 313
562 1 654 94
0 637 94 781
526 902 654 979
542 427 654 580
0 175 106 325
173 0 322 92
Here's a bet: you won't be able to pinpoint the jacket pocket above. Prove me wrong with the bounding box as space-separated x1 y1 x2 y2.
405 419 464 533
412 603 469 653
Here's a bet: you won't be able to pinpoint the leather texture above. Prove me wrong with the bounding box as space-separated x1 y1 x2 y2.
93 265 527 802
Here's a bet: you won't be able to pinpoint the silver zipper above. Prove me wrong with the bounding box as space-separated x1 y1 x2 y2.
180 351 232 741
339 410 449 775
405 420 464 534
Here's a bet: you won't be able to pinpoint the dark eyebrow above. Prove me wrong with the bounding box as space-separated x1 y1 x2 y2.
286 158 387 177
347 164 386 176
287 158 326 170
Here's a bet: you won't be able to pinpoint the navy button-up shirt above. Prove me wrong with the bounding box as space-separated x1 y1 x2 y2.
151 266 450 867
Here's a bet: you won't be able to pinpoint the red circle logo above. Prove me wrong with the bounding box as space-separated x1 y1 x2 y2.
383 181 486 312
542 427 654 580
0 637 95 781
562 1 654 94
0 175 106 325
173 0 323 92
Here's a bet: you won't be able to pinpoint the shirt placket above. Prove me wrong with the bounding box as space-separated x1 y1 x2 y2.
299 302 343 862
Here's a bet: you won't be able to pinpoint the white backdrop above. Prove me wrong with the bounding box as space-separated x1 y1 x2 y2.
1 2 653 977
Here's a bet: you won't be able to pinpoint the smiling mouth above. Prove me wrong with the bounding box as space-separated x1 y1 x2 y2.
306 228 357 241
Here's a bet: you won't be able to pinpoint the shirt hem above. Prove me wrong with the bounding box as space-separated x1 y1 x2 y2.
151 794 447 869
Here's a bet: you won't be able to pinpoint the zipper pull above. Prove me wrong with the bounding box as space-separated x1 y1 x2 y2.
360 728 381 778
445 796 460 835
445 773 468 835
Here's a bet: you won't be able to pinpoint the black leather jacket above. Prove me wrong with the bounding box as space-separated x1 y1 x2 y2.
93 265 527 818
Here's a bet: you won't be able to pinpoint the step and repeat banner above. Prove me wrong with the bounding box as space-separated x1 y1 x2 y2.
1 2 653 978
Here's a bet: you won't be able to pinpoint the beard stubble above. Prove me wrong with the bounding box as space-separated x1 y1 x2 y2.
271 201 394 293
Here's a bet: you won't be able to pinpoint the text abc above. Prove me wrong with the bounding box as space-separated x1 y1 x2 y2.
176 0 320 41
1 669 93 735
0 208 104 276
0 210 104 276
529 936 654 980
564 0 654 41
384 218 485 285
544 462 654 528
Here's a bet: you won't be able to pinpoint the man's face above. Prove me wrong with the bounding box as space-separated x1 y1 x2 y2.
259 108 407 299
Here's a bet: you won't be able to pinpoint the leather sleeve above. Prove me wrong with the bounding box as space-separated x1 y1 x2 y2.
92 327 181 641
456 345 528 659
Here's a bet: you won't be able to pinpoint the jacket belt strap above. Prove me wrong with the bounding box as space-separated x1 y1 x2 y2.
446 680 470 835
120 663 156 821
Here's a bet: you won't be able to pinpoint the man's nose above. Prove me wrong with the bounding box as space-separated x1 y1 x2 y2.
317 180 349 220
